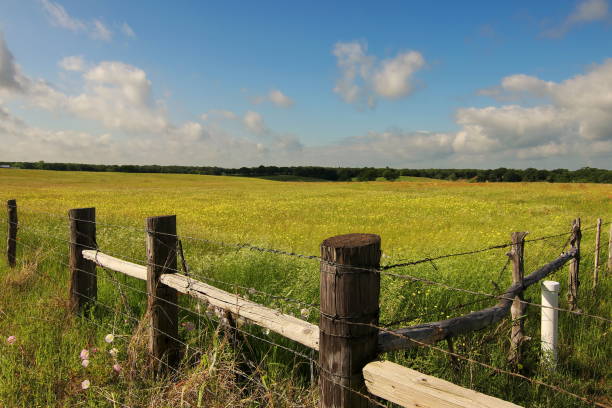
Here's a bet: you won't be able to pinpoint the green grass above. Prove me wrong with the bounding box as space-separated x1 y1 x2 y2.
0 169 610 407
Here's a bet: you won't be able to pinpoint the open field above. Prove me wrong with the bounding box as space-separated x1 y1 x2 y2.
0 169 610 407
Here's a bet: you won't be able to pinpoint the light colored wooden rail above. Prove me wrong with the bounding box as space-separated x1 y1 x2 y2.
363 361 522 408
82 249 320 350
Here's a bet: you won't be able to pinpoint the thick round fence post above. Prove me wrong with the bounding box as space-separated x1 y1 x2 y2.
507 231 528 366
69 207 97 313
567 218 581 311
541 280 560 367
6 200 17 267
146 215 179 372
319 233 381 408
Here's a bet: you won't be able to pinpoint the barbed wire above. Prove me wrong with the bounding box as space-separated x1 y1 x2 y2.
343 320 611 408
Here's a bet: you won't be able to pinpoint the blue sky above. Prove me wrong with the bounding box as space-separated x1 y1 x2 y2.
0 0 611 168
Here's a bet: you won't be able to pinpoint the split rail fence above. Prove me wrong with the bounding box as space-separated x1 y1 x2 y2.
3 199 612 408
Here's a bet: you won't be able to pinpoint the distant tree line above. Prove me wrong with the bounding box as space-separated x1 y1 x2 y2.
1 161 610 183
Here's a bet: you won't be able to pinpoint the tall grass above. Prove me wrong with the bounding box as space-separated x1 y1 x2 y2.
0 169 610 407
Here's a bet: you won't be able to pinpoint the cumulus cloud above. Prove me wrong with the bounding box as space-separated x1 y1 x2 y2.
58 55 85 72
40 0 124 42
453 59 612 163
332 41 425 108
252 89 294 108
543 0 609 38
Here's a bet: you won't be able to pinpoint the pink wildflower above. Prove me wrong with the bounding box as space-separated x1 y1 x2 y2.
79 349 89 360
6 336 16 345
81 379 90 390
112 363 122 373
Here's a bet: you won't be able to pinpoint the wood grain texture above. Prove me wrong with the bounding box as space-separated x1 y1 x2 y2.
80 249 320 349
507 231 528 366
82 250 146 280
146 215 180 371
319 233 381 408
363 361 522 408
379 248 576 353
567 218 581 311
68 207 96 313
6 200 17 267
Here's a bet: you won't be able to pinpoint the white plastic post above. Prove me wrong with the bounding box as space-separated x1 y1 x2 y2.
541 280 560 366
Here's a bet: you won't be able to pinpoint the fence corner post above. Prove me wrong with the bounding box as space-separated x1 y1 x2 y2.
567 218 581 312
6 199 17 267
69 207 97 313
507 231 528 367
146 215 180 372
319 233 381 408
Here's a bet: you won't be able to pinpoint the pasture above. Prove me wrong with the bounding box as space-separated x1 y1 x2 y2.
0 169 610 407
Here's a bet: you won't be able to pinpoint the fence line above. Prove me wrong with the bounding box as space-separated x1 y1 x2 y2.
2 201 610 408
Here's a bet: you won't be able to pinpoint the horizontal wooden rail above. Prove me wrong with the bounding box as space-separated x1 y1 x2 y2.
379 249 577 353
363 361 522 408
83 250 147 280
82 249 320 350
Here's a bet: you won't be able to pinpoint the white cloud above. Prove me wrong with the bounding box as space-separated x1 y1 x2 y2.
0 32 22 91
332 41 425 108
543 0 609 38
453 59 612 162
40 0 120 42
121 22 135 38
243 111 268 135
252 89 294 108
40 0 86 32
372 51 425 99
58 55 85 72
91 20 112 41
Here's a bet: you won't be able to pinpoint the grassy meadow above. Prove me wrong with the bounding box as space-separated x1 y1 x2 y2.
0 168 610 407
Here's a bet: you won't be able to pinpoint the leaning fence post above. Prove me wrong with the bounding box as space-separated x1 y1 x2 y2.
567 218 581 312
507 231 528 366
541 280 560 367
6 199 17 267
69 207 97 313
593 218 601 289
319 233 381 408
146 215 180 371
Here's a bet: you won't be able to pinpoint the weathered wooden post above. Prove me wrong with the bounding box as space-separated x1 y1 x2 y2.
69 207 97 313
6 199 17 267
319 233 381 408
593 218 601 289
567 218 581 312
146 215 180 371
507 231 528 366
608 223 612 273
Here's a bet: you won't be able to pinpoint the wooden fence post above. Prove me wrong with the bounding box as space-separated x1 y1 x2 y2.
319 233 381 408
567 218 581 312
593 218 601 289
6 200 17 267
507 231 528 366
146 215 180 371
608 223 612 274
69 207 97 313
